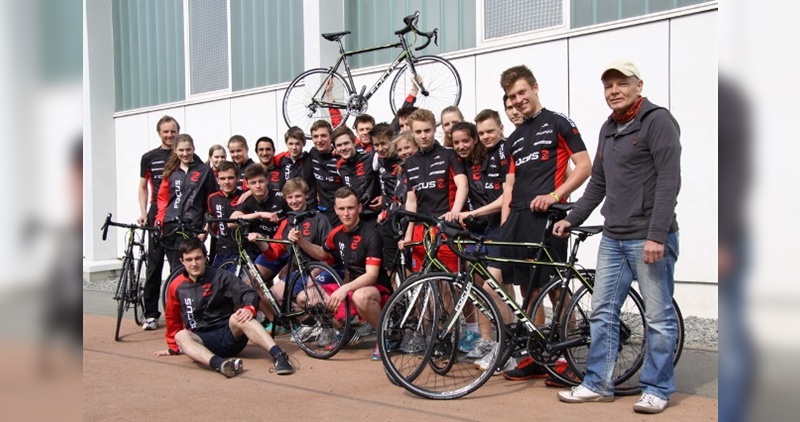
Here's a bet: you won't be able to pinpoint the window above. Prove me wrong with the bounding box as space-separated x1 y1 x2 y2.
230 0 304 91
188 0 229 95
344 0 476 69
484 0 564 40
112 0 186 111
571 0 713 29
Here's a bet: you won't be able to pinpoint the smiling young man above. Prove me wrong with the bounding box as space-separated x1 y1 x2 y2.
207 161 244 269
497 65 592 380
308 120 345 226
332 126 382 222
353 114 376 152
155 237 294 376
277 126 318 208
228 135 255 192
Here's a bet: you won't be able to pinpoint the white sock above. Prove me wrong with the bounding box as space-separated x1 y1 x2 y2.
466 323 479 334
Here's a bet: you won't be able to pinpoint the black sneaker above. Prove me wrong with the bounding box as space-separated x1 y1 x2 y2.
219 358 243 378
274 352 295 375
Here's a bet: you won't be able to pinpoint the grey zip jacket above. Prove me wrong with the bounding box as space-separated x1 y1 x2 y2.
565 97 681 243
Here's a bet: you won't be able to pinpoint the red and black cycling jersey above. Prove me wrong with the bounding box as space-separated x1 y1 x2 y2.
378 155 403 214
309 148 343 210
355 139 373 153
403 142 466 216
278 151 318 208
155 160 215 227
235 158 257 192
235 191 288 238
140 147 172 205
337 151 381 217
506 109 587 211
207 190 243 253
163 266 260 353
323 223 390 289
264 162 286 197
261 210 332 264
465 139 512 229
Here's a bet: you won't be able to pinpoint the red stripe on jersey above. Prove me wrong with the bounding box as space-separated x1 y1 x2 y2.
508 155 516 174
448 167 457 209
366 257 382 267
555 134 571 192
325 224 347 251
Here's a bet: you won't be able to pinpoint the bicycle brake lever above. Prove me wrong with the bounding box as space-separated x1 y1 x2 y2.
433 29 438 46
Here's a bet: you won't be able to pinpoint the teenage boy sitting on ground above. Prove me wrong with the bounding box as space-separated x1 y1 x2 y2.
154 237 294 376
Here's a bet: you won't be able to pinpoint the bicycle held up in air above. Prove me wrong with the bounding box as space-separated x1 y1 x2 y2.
101 213 158 341
282 10 462 137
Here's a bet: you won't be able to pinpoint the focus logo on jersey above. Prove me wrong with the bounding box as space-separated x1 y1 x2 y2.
173 180 183 209
184 297 197 329
516 151 540 166
413 178 444 191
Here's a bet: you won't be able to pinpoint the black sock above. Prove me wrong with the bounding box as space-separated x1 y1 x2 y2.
269 345 283 360
209 355 224 371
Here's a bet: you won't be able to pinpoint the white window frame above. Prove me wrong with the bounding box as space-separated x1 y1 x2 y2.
183 0 233 101
476 0 571 49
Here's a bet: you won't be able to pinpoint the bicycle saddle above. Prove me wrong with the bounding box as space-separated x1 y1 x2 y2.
321 31 351 42
568 226 603 236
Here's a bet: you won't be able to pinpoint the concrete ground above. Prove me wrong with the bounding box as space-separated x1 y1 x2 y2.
84 289 718 421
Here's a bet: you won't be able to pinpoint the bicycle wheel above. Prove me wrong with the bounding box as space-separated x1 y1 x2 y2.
114 257 132 341
389 55 461 123
562 285 647 388
286 262 351 359
160 266 185 313
380 273 504 400
132 256 146 326
427 278 460 376
526 270 592 386
283 68 352 137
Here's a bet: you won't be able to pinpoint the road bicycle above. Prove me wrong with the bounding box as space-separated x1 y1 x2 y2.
100 213 158 341
282 11 461 137
378 206 684 399
163 211 353 359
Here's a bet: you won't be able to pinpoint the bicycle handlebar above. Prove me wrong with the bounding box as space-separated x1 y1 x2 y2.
395 11 438 51
101 213 159 241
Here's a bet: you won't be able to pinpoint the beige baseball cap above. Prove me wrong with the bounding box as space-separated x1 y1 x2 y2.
601 60 642 80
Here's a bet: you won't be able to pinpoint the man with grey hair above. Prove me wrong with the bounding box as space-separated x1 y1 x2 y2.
553 60 681 414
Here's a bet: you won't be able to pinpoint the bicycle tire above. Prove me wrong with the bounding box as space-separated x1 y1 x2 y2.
427 279 460 376
562 285 647 388
380 273 504 400
526 270 592 385
114 258 131 341
283 69 352 137
132 256 147 326
160 266 185 313
287 262 351 359
389 55 461 123
216 258 239 274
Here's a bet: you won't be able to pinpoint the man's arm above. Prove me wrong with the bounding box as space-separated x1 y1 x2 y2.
531 151 591 212
400 190 418 248
138 178 149 225
501 173 514 225
447 173 469 220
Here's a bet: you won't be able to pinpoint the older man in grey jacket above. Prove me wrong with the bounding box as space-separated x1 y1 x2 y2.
553 60 681 414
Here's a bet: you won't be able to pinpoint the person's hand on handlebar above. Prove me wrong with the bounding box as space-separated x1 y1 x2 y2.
530 193 558 212
137 214 147 226
440 211 458 223
552 220 572 238
455 211 473 227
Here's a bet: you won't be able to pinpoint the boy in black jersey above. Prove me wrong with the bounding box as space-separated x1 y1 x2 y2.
497 65 592 380
308 120 344 226
154 237 294 376
332 126 382 222
206 161 243 269
299 187 391 360
277 126 318 208
353 114 375 152
138 115 178 330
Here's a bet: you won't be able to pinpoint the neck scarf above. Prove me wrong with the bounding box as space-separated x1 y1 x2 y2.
611 96 644 124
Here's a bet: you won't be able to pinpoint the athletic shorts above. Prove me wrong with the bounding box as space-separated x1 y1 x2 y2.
288 266 344 296
321 283 391 321
495 210 567 288
195 324 248 358
410 224 458 273
254 253 290 275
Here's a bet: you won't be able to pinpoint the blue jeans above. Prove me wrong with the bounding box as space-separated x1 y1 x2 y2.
582 232 679 399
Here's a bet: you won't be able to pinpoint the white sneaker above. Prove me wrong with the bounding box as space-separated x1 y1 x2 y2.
473 349 496 371
466 339 496 359
557 385 614 403
142 318 158 331
633 393 669 414
291 326 321 343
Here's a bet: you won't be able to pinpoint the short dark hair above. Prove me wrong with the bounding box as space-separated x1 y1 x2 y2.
179 237 207 258
370 122 395 141
353 114 375 128
500 65 537 92
285 126 306 144
243 162 267 180
310 120 333 135
255 136 275 151
331 126 356 145
396 105 418 119
228 135 248 150
216 160 236 174
474 109 502 126
156 115 180 133
334 186 359 201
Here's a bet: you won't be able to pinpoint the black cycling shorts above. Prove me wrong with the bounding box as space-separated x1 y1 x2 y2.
196 324 249 358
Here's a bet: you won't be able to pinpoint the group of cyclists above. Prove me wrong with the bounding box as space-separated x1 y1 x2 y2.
135 60 682 415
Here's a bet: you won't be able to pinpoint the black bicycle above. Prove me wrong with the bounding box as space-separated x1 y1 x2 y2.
101 213 158 341
282 10 461 136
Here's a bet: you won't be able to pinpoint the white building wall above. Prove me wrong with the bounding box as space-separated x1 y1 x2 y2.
105 10 718 318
